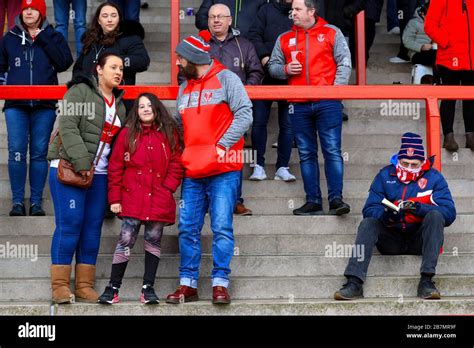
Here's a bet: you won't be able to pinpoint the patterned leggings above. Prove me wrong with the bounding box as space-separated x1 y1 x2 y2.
113 217 164 264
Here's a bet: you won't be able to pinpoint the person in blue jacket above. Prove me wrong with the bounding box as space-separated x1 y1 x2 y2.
0 0 73 216
335 132 456 300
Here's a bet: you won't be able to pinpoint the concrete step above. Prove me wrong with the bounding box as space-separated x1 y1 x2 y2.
3 214 473 236
1 178 473 201
1 297 474 315
0 228 472 256
1 275 473 302
1 253 474 279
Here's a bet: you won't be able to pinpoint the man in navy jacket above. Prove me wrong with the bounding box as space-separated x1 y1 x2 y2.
335 132 456 300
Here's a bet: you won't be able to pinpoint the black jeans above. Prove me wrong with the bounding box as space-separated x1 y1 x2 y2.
437 65 474 134
344 210 445 282
350 18 376 65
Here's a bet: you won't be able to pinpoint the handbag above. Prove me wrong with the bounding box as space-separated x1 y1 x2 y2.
54 112 118 189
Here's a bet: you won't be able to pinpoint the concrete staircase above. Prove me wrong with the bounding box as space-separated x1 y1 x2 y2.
0 0 473 315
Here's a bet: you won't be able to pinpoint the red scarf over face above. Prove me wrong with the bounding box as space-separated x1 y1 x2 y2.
396 160 430 184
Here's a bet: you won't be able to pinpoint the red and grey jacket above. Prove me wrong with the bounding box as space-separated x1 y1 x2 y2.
175 60 253 179
425 0 474 71
267 17 352 100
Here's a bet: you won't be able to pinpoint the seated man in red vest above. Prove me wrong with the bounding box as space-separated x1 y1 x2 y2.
335 132 456 300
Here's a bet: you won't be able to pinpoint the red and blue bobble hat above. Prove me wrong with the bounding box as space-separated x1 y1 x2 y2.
398 132 426 161
21 0 47 20
175 35 211 65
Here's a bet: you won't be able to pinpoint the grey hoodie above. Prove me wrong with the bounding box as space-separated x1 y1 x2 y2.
403 7 432 59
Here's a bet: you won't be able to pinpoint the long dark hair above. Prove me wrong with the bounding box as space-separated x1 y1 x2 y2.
126 93 183 155
82 2 122 55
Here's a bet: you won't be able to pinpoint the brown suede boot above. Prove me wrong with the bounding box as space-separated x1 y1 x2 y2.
51 265 75 304
74 264 99 303
443 133 459 152
466 133 474 150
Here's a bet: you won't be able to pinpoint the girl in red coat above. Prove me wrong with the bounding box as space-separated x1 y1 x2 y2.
98 93 184 305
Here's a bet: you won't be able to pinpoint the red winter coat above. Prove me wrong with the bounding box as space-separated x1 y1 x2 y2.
425 0 474 70
108 125 184 224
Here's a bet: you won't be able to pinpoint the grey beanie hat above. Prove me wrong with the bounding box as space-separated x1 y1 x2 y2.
175 35 211 65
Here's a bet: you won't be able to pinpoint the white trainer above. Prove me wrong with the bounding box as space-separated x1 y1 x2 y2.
274 167 296 182
249 164 267 181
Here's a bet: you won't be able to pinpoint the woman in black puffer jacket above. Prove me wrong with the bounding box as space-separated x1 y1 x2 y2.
73 2 150 97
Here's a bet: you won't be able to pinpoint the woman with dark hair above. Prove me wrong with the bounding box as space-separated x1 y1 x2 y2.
0 0 73 217
72 2 150 96
98 93 184 305
47 53 127 304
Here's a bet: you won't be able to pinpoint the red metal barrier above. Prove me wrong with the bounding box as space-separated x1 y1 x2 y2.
170 0 180 85
1 84 469 172
355 11 366 85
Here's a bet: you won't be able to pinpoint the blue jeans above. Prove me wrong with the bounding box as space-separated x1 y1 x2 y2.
49 168 108 265
252 100 293 168
386 0 399 31
290 101 344 204
5 107 56 205
53 0 87 56
108 0 140 21
178 170 239 288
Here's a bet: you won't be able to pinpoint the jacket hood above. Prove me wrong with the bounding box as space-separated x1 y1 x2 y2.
11 15 51 44
185 59 225 113
292 17 328 32
211 27 240 43
119 20 146 40
413 6 425 22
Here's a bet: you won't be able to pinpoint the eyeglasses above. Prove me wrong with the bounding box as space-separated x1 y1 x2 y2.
209 15 231 21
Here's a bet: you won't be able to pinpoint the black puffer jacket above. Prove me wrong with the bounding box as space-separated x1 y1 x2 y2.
247 0 293 85
195 0 269 39
323 0 384 36
73 20 150 86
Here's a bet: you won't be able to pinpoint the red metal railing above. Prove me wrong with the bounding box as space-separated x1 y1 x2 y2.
0 84 468 172
0 3 464 173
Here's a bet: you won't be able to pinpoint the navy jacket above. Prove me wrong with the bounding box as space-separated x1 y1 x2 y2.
363 155 456 234
247 0 293 85
195 0 269 39
0 16 73 110
73 20 150 86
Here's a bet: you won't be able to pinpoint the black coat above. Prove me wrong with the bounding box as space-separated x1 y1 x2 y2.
247 0 293 85
195 0 269 39
0 17 73 110
73 20 150 86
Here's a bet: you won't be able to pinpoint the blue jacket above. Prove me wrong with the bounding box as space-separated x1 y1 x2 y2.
363 155 456 233
0 16 73 110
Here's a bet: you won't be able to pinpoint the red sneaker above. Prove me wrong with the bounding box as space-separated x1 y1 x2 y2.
212 286 231 305
166 285 199 304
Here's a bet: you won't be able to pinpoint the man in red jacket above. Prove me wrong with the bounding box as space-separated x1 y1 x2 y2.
166 35 253 305
425 0 474 151
268 0 352 216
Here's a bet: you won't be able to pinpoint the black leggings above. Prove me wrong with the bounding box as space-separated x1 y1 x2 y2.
412 50 436 66
437 65 474 135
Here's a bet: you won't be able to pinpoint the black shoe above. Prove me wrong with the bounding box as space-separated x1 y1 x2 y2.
417 278 441 300
329 198 351 216
293 202 324 216
343 112 349 121
141 1 149 9
9 203 26 216
29 204 45 216
98 285 120 304
334 280 364 300
140 284 160 304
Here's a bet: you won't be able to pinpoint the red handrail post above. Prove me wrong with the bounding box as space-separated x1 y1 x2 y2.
355 11 366 85
426 97 442 172
170 0 180 85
